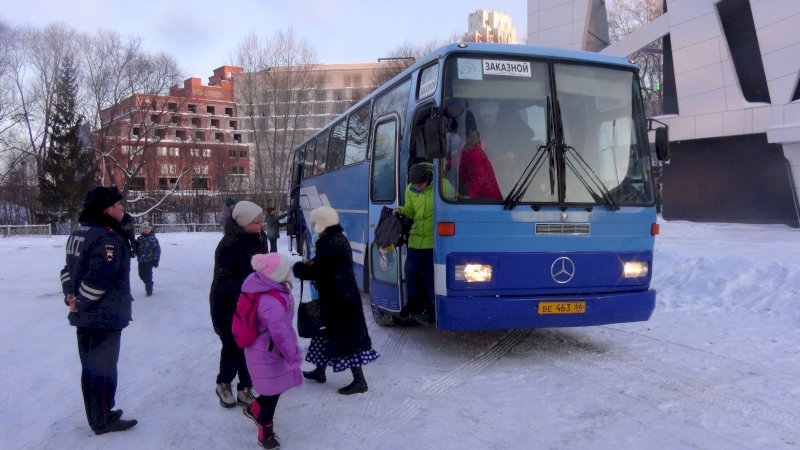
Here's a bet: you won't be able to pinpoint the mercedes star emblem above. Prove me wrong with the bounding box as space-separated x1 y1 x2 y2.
550 256 575 284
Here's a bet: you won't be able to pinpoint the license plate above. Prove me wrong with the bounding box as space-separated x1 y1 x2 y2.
538 301 586 315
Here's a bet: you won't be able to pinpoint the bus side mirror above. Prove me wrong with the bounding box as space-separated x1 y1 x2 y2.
423 116 447 159
655 127 670 161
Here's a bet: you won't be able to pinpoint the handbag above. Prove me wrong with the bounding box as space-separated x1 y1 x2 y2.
297 298 324 338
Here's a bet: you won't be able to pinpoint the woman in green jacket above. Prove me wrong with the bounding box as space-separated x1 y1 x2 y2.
394 163 435 322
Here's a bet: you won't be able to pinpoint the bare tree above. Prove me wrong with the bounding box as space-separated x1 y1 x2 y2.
78 30 184 215
0 23 80 222
0 22 24 169
370 39 450 89
10 24 77 183
608 0 665 116
234 28 318 210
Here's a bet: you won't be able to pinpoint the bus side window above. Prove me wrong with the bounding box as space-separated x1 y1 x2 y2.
315 131 329 176
410 106 433 161
371 118 398 203
328 119 347 171
344 102 371 166
303 140 316 179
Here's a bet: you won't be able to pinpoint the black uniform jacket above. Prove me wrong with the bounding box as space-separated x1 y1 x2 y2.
60 210 133 330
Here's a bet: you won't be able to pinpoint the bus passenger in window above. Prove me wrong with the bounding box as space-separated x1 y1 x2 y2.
459 111 502 200
442 116 463 200
394 163 436 323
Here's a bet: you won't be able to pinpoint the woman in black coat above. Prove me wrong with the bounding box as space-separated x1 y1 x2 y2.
292 206 379 395
209 201 269 408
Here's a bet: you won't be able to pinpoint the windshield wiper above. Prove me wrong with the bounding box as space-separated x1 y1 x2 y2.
502 140 553 210
563 146 620 211
503 95 558 210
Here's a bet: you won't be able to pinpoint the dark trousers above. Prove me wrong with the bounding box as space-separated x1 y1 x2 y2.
76 328 121 431
268 238 279 253
257 394 280 425
216 327 252 391
402 248 434 316
137 262 154 293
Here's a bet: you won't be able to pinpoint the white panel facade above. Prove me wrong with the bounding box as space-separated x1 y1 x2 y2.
695 112 724 139
762 42 800 84
786 102 800 124
528 0 585 50
528 0 800 206
665 0 716 27
751 0 800 27
672 38 722 75
678 88 727 116
675 64 725 99
669 13 721 51
722 109 754 136
539 24 574 48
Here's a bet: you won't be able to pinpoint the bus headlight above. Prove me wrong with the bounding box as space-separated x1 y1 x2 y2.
455 264 493 282
623 261 649 278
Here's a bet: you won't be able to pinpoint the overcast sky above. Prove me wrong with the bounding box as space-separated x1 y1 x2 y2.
2 0 529 80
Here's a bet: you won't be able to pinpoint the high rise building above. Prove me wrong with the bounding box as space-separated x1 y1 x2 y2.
463 9 518 44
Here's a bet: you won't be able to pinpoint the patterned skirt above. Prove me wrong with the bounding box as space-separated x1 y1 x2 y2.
305 335 380 372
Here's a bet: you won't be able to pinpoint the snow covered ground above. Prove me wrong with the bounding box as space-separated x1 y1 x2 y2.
1 219 799 449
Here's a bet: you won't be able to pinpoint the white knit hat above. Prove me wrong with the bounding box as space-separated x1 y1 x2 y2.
232 200 263 227
251 253 291 283
311 206 339 234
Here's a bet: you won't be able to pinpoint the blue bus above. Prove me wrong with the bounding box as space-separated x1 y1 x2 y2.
289 43 669 331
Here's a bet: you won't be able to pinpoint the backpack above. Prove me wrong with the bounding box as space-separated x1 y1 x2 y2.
232 291 287 349
374 206 404 251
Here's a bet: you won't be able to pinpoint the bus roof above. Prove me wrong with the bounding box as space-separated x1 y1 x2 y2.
299 42 638 146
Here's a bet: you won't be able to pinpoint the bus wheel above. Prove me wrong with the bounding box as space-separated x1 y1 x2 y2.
371 304 396 327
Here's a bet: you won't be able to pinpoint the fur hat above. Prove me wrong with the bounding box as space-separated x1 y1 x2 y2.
232 201 263 227
142 221 152 229
251 253 291 283
82 186 123 212
311 206 339 234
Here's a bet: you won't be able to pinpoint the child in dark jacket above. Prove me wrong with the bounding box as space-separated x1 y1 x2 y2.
135 222 161 296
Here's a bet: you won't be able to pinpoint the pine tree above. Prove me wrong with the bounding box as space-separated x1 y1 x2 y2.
38 55 98 231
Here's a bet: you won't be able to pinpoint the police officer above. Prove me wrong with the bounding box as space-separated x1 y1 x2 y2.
60 186 138 435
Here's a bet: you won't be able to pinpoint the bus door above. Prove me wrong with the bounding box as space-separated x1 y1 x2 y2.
288 147 305 253
368 115 405 321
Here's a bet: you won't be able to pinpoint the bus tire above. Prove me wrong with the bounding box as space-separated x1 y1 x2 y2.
371 304 396 327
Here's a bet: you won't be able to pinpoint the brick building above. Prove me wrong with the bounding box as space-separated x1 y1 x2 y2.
97 66 253 193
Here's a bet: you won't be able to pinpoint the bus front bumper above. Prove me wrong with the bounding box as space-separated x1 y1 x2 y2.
435 289 655 331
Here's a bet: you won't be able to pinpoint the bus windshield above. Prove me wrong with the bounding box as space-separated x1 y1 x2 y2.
441 54 654 207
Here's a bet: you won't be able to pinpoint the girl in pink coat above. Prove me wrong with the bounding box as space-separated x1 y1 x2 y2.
242 253 302 449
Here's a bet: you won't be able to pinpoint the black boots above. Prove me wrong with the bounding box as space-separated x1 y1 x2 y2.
338 366 368 395
303 365 326 383
304 365 368 394
94 417 138 435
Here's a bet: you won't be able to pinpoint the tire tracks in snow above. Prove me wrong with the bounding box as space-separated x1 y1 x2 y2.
356 328 531 444
528 329 800 432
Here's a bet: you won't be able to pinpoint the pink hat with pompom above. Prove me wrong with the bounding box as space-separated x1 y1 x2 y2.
251 253 291 283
